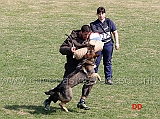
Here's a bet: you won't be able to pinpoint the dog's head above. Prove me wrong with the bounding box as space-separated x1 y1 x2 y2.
84 44 99 59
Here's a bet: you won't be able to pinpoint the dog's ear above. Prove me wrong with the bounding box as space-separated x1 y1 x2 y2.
93 54 99 58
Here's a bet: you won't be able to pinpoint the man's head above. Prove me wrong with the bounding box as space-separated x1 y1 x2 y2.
97 7 106 21
81 25 91 40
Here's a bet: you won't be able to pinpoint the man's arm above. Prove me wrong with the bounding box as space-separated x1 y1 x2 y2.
59 39 73 55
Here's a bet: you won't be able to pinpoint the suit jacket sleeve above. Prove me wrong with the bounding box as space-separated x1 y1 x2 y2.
59 38 73 55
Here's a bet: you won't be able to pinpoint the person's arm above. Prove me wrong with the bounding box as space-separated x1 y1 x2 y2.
59 38 73 55
90 22 98 32
112 30 119 50
110 20 119 50
59 38 87 56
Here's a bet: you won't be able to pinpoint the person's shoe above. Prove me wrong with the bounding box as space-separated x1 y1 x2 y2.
44 99 51 110
105 80 113 85
77 102 90 110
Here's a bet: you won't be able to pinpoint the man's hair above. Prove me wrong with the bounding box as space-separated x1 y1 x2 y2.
81 25 91 33
97 7 106 14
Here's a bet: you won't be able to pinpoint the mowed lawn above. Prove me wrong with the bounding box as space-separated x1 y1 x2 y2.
0 0 159 119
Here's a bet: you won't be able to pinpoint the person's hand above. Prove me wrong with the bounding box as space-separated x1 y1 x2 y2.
71 47 76 52
115 43 120 50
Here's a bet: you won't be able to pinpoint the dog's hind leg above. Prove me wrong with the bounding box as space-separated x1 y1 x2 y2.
57 86 72 112
58 92 69 112
59 102 69 112
48 93 59 103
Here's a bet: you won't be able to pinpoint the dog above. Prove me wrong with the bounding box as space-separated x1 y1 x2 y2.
44 44 101 112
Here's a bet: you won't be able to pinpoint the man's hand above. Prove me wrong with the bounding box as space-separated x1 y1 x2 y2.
71 47 76 53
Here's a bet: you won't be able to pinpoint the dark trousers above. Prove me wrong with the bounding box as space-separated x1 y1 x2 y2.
94 41 113 81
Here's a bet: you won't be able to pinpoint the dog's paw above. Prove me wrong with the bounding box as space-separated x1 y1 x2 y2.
91 73 101 81
96 73 101 81
94 65 97 68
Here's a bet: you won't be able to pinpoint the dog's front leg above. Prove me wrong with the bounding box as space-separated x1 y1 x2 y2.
82 66 88 74
90 73 101 81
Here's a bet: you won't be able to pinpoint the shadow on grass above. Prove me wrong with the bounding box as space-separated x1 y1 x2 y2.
4 105 80 115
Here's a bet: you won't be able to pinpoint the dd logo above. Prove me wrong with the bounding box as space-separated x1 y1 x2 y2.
132 104 142 110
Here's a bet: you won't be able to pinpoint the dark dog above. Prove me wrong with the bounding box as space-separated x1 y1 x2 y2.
44 44 101 112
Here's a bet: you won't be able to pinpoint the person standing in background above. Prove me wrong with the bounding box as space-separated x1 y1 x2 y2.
90 7 119 85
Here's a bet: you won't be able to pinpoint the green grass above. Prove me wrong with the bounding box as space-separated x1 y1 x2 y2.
0 0 160 119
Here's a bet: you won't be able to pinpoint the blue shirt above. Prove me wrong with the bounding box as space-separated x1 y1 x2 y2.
90 18 116 42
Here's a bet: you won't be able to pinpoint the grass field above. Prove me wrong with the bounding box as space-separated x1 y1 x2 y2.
0 0 160 119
